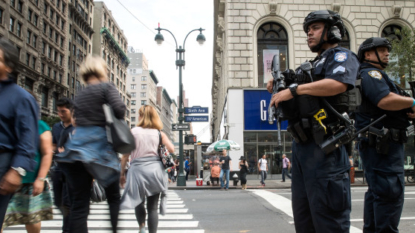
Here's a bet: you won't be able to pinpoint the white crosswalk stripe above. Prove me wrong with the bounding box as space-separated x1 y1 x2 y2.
3 190 204 233
250 190 362 233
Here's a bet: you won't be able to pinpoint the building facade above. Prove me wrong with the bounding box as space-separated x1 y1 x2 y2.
126 48 159 128
66 0 94 99
157 87 174 141
211 0 415 172
92 1 130 125
0 0 70 118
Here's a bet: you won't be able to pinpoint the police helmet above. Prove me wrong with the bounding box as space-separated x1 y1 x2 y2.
303 10 345 43
357 37 392 62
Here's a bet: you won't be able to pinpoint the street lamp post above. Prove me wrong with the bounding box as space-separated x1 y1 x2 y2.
155 25 206 186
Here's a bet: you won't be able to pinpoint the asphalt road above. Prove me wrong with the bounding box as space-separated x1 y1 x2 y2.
176 186 415 233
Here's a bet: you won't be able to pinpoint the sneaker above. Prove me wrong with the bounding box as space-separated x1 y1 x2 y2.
281 180 285 182
225 188 228 191
139 227 146 233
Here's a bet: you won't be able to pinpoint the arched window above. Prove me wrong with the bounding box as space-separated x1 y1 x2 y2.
257 22 288 87
339 30 350 50
382 25 402 41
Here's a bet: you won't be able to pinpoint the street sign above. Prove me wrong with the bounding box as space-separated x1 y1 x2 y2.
172 123 191 131
184 106 209 114
184 116 209 122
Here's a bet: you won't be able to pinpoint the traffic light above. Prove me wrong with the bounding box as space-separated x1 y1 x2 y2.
185 134 197 144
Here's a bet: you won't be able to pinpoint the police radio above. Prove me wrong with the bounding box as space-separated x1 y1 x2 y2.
268 54 285 150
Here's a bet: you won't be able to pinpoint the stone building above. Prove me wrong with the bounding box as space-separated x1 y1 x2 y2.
211 0 415 172
0 0 70 118
92 1 131 125
157 87 174 141
66 0 94 99
126 47 159 128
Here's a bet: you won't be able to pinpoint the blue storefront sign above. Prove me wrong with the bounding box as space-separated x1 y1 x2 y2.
244 90 288 131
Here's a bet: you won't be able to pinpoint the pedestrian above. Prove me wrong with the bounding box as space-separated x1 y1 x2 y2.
0 38 39 226
50 98 74 233
219 149 232 190
239 156 249 190
170 159 176 183
120 105 174 233
55 56 125 233
355 37 415 232
258 155 268 186
267 10 358 232
3 103 53 232
184 158 191 181
281 154 292 182
210 163 221 186
174 159 179 181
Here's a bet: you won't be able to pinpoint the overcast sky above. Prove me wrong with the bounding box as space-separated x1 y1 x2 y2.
102 0 214 142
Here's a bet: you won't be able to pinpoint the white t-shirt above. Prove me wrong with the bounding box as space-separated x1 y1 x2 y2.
258 158 267 171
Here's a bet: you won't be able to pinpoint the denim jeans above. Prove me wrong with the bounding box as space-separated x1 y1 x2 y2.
60 161 121 233
50 163 71 233
260 171 267 185
0 152 13 225
282 168 292 181
220 169 230 189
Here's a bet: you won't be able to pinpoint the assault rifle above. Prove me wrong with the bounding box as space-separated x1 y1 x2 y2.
268 54 285 150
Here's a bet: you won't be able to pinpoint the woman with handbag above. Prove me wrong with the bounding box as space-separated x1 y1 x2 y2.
120 105 174 233
238 156 249 190
55 56 126 233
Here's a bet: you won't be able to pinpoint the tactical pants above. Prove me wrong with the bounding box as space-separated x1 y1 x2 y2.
291 140 351 233
359 139 405 233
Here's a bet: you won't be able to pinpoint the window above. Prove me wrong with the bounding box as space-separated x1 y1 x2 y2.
131 109 136 114
72 77 74 88
67 74 69 85
32 35 37 47
55 32 58 43
60 55 63 66
60 37 64 48
41 86 48 107
53 70 57 80
44 3 48 14
24 77 34 91
41 63 45 73
141 76 147 81
43 22 47 34
0 9 3 24
141 84 147 90
16 22 22 37
9 17 15 32
27 30 31 44
61 20 64 30
131 84 136 89
132 77 135 82
257 22 289 87
17 1 22 13
59 74 62 83
56 15 59 26
48 46 51 58
72 45 76 55
28 9 33 22
34 14 38 26
35 0 38 6
141 100 147 105
42 42 46 54
54 51 58 62
10 0 15 8
52 92 59 111
49 27 53 38
140 92 146 97
50 9 54 19
62 3 66 12
131 100 136 105
131 92 136 97
47 67 51 77
131 117 136 122
26 53 30 66
382 25 403 41
32 57 36 69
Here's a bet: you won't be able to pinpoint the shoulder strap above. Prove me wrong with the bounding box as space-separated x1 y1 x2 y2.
102 82 110 103
158 130 162 157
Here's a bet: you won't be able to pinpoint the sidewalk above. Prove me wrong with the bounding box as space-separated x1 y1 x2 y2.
168 175 415 190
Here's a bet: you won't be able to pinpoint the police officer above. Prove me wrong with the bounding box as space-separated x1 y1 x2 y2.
356 37 415 233
267 10 359 232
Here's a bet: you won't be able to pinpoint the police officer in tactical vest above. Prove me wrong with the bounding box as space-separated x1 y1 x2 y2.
267 10 359 232
356 37 415 232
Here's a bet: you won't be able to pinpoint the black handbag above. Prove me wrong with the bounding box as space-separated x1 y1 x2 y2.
90 180 106 202
102 83 136 154
158 131 174 169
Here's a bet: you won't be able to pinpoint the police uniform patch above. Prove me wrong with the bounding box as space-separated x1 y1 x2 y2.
368 70 382 80
334 52 348 62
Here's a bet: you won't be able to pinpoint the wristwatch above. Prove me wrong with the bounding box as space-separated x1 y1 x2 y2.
289 83 299 97
11 167 26 177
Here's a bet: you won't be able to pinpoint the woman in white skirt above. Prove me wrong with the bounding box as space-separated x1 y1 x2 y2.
120 105 174 233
